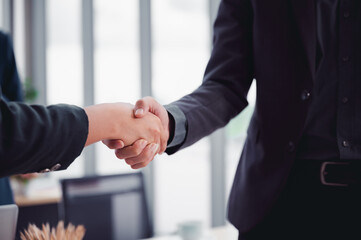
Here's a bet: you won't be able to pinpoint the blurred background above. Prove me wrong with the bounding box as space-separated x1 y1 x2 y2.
0 0 255 237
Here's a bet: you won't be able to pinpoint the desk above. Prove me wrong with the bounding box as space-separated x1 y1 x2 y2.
15 195 61 207
143 225 238 240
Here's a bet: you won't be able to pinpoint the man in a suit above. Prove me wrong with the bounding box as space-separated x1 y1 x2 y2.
107 0 361 239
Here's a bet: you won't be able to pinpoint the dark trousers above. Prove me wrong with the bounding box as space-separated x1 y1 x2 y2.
239 160 361 240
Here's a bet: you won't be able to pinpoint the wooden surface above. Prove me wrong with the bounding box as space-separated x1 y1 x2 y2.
15 195 61 207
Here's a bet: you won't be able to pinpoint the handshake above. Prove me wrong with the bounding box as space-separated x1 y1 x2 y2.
84 97 169 169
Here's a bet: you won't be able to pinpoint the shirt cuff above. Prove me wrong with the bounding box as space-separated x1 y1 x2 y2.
164 104 187 148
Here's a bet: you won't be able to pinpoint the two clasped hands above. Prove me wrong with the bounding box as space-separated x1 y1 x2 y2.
84 97 167 169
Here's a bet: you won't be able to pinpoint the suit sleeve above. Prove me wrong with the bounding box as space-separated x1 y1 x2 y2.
166 0 254 154
0 100 88 178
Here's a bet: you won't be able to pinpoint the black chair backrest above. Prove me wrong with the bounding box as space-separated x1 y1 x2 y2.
60 172 152 240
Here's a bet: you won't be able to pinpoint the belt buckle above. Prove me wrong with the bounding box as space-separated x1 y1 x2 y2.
320 161 350 187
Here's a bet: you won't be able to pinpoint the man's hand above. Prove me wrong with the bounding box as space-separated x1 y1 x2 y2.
134 97 170 153
103 97 170 169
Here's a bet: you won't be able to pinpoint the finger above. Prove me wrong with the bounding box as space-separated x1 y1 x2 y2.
115 139 148 159
125 143 158 166
134 98 150 118
102 139 125 149
125 143 159 168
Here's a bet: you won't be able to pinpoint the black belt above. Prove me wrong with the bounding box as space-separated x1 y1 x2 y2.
292 159 361 187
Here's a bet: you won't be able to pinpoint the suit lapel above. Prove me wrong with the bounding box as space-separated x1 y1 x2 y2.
291 0 316 82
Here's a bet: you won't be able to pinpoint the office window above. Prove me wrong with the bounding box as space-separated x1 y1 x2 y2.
0 0 3 28
46 0 84 178
94 0 140 175
13 0 26 80
152 0 211 234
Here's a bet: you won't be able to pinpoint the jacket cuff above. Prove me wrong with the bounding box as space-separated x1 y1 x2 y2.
164 104 187 149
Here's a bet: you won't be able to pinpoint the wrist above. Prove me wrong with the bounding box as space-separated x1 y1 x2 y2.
107 102 137 145
84 103 120 146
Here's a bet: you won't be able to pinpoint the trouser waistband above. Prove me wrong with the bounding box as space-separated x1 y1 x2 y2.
291 159 361 187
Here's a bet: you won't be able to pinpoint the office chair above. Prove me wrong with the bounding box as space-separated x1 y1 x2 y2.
60 172 152 240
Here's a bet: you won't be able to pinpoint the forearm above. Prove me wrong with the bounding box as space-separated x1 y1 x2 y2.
0 101 88 177
168 81 247 151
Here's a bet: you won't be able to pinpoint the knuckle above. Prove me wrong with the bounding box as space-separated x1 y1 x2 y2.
109 144 117 150
103 141 112 148
139 162 148 168
151 128 161 136
125 159 134 165
134 146 144 155
136 98 144 104
136 99 146 107
115 150 125 159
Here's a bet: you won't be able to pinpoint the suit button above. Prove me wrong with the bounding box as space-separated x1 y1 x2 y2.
342 97 349 104
342 56 350 62
287 141 295 152
342 140 350 148
301 90 311 101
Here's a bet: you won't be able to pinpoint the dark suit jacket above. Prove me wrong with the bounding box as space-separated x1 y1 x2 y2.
0 31 24 204
166 0 316 232
0 33 89 178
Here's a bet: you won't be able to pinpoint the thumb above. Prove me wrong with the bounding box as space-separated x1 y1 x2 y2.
134 98 149 118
